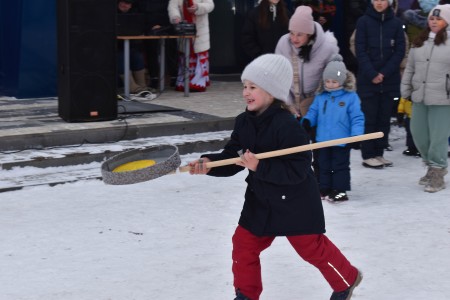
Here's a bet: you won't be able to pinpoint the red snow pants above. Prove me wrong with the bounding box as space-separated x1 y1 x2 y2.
232 225 358 300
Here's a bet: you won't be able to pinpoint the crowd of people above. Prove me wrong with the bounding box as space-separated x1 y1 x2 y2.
184 1 449 299
116 0 214 95
240 0 450 194
115 1 450 299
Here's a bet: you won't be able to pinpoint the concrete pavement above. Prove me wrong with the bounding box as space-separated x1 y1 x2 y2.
0 79 244 153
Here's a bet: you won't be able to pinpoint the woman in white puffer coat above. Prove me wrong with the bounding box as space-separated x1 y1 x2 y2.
168 0 214 92
401 4 450 193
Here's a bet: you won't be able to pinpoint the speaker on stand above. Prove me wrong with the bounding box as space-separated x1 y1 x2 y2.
57 0 117 122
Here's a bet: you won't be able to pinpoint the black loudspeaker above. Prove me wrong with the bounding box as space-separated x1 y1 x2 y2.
57 0 117 122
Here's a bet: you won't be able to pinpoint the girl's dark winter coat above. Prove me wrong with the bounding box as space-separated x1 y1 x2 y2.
355 4 406 95
203 103 325 237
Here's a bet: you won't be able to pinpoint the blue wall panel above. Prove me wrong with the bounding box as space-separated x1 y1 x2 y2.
0 0 57 98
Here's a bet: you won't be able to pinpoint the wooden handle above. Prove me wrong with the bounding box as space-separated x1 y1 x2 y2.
178 132 384 172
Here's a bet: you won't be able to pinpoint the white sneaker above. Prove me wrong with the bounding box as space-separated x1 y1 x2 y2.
362 158 384 169
131 90 157 101
375 156 393 167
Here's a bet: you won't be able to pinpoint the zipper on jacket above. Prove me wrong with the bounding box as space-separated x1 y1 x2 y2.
323 95 334 114
323 99 328 114
446 74 449 99
380 13 384 60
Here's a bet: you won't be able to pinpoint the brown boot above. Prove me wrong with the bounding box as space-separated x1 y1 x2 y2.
120 71 147 94
419 167 433 185
424 167 447 193
132 69 148 89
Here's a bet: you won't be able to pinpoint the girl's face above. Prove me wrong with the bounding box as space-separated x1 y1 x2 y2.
324 79 341 90
428 16 448 33
289 31 310 48
372 0 389 13
118 1 132 13
242 80 274 115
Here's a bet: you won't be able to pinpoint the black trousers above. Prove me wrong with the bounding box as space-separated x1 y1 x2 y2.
318 146 351 192
360 92 394 159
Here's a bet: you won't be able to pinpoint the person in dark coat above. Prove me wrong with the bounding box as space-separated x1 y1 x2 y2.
342 0 368 73
117 0 149 94
136 0 178 89
241 0 290 62
187 54 361 300
355 0 405 169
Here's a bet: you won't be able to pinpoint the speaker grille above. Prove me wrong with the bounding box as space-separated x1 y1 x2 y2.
57 0 117 122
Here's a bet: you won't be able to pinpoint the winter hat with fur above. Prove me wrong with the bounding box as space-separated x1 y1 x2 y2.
322 54 348 86
241 54 293 102
289 6 315 34
371 0 393 5
428 4 450 26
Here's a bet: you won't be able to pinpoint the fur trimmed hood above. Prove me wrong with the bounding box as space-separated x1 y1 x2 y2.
315 70 357 94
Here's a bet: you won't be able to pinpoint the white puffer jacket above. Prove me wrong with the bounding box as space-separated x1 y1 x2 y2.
401 31 450 106
168 0 214 53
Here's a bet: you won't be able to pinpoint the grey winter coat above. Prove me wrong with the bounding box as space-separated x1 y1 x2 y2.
275 23 339 106
401 31 450 105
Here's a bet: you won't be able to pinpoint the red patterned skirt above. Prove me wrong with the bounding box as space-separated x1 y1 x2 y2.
175 42 210 92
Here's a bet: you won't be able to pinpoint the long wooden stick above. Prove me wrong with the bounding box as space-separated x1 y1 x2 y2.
178 132 383 172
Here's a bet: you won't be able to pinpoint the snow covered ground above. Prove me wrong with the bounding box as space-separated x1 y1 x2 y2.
1 126 449 300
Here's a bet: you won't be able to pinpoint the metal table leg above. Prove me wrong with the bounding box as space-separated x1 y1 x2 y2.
159 38 165 92
124 39 130 99
184 37 190 97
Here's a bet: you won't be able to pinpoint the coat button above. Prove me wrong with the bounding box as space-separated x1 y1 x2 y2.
281 195 286 200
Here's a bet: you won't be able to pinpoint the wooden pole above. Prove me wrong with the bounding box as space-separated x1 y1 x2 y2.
178 132 383 172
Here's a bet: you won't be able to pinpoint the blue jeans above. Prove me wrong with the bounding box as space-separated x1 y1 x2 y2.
117 48 145 74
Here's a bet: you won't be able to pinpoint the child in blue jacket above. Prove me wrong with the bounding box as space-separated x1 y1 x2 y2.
302 54 365 201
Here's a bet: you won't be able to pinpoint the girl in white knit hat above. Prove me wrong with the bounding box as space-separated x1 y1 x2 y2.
401 4 450 192
355 0 406 169
188 54 361 300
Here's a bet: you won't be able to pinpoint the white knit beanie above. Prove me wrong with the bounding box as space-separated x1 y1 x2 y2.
241 54 293 102
371 0 393 5
289 6 315 34
322 54 347 86
429 4 450 26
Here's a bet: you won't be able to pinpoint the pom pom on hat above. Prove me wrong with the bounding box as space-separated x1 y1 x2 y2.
371 0 393 5
241 54 293 102
289 6 315 34
428 4 450 26
322 54 348 86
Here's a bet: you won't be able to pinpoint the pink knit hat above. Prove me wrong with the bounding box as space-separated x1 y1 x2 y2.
289 6 315 34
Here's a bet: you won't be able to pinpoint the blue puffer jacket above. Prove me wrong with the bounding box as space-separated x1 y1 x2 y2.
355 5 405 95
303 72 365 146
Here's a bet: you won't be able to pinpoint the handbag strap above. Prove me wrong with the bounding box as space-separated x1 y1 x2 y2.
291 51 302 116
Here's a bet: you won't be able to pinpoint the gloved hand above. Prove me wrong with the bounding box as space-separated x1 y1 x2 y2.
299 118 312 134
397 113 405 127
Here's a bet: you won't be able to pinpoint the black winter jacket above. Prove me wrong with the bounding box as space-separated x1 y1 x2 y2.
136 0 171 28
355 5 405 95
204 103 325 237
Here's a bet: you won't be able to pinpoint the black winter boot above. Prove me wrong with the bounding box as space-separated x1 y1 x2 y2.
330 271 362 300
234 289 251 300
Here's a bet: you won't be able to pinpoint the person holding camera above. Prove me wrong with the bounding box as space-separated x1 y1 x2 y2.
168 0 214 92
